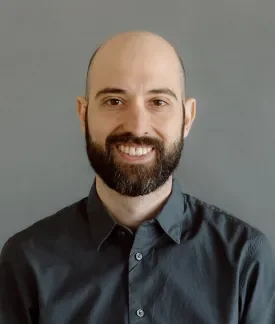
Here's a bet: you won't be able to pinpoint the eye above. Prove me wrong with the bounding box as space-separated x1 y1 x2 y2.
104 98 123 106
151 99 167 107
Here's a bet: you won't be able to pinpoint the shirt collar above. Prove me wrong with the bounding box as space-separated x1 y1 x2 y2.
155 177 186 244
86 177 188 251
86 181 117 251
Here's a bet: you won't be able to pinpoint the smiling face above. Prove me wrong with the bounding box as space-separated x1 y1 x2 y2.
78 32 196 196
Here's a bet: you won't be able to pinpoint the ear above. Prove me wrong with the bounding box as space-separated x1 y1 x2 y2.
76 96 88 133
183 98 196 138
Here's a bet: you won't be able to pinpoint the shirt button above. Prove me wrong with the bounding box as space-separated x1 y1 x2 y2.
135 252 143 261
136 309 144 318
117 229 126 236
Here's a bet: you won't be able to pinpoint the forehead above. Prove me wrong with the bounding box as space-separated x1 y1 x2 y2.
89 42 182 96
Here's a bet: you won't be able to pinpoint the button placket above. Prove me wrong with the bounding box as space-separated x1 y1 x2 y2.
129 227 152 322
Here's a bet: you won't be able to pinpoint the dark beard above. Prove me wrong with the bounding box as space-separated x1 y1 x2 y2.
84 109 185 197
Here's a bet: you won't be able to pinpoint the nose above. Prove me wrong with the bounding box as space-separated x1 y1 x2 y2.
121 101 150 137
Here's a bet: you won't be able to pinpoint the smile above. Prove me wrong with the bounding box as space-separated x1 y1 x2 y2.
117 145 154 157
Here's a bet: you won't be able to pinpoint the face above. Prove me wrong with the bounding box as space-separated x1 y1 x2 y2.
78 36 196 196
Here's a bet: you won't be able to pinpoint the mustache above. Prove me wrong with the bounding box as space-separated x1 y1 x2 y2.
106 133 163 148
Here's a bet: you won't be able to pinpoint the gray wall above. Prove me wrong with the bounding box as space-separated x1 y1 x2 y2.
1 0 275 250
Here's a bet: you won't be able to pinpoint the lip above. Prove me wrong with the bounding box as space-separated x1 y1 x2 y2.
115 143 153 149
115 146 155 163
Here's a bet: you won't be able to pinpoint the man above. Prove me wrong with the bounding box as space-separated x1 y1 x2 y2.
0 31 275 323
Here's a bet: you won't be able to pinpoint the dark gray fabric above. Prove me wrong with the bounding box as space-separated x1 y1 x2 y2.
1 177 275 323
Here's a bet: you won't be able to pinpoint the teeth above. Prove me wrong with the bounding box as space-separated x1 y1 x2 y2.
136 148 143 156
129 147 135 156
118 145 153 156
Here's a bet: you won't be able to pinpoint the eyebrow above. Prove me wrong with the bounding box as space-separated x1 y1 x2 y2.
95 87 178 101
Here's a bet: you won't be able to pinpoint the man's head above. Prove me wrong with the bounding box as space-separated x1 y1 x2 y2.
77 31 196 196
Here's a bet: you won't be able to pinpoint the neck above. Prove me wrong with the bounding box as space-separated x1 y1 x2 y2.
95 175 173 231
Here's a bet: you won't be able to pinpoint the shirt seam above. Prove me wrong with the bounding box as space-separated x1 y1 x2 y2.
182 193 264 234
239 233 265 295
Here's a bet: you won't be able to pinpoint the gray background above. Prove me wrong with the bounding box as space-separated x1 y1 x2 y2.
0 0 275 250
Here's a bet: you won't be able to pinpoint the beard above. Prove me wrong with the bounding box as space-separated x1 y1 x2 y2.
84 109 185 197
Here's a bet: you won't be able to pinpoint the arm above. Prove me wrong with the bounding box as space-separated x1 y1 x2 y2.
239 234 275 323
0 237 38 323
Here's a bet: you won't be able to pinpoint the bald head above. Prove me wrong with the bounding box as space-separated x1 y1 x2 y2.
85 31 186 101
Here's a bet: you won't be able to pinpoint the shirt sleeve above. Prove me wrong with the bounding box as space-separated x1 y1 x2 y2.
0 237 38 323
239 234 275 323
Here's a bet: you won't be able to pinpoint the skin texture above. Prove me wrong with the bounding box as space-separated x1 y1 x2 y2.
77 31 196 230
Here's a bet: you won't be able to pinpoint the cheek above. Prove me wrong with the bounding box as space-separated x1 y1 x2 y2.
157 116 183 144
88 117 110 145
88 110 122 144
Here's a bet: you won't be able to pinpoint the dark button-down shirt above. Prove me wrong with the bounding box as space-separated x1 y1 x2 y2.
1 178 275 323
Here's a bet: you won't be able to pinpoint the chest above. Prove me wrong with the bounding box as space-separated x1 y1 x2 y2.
36 243 240 324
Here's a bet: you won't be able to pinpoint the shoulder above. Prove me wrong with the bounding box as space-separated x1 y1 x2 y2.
1 197 88 260
182 192 271 260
